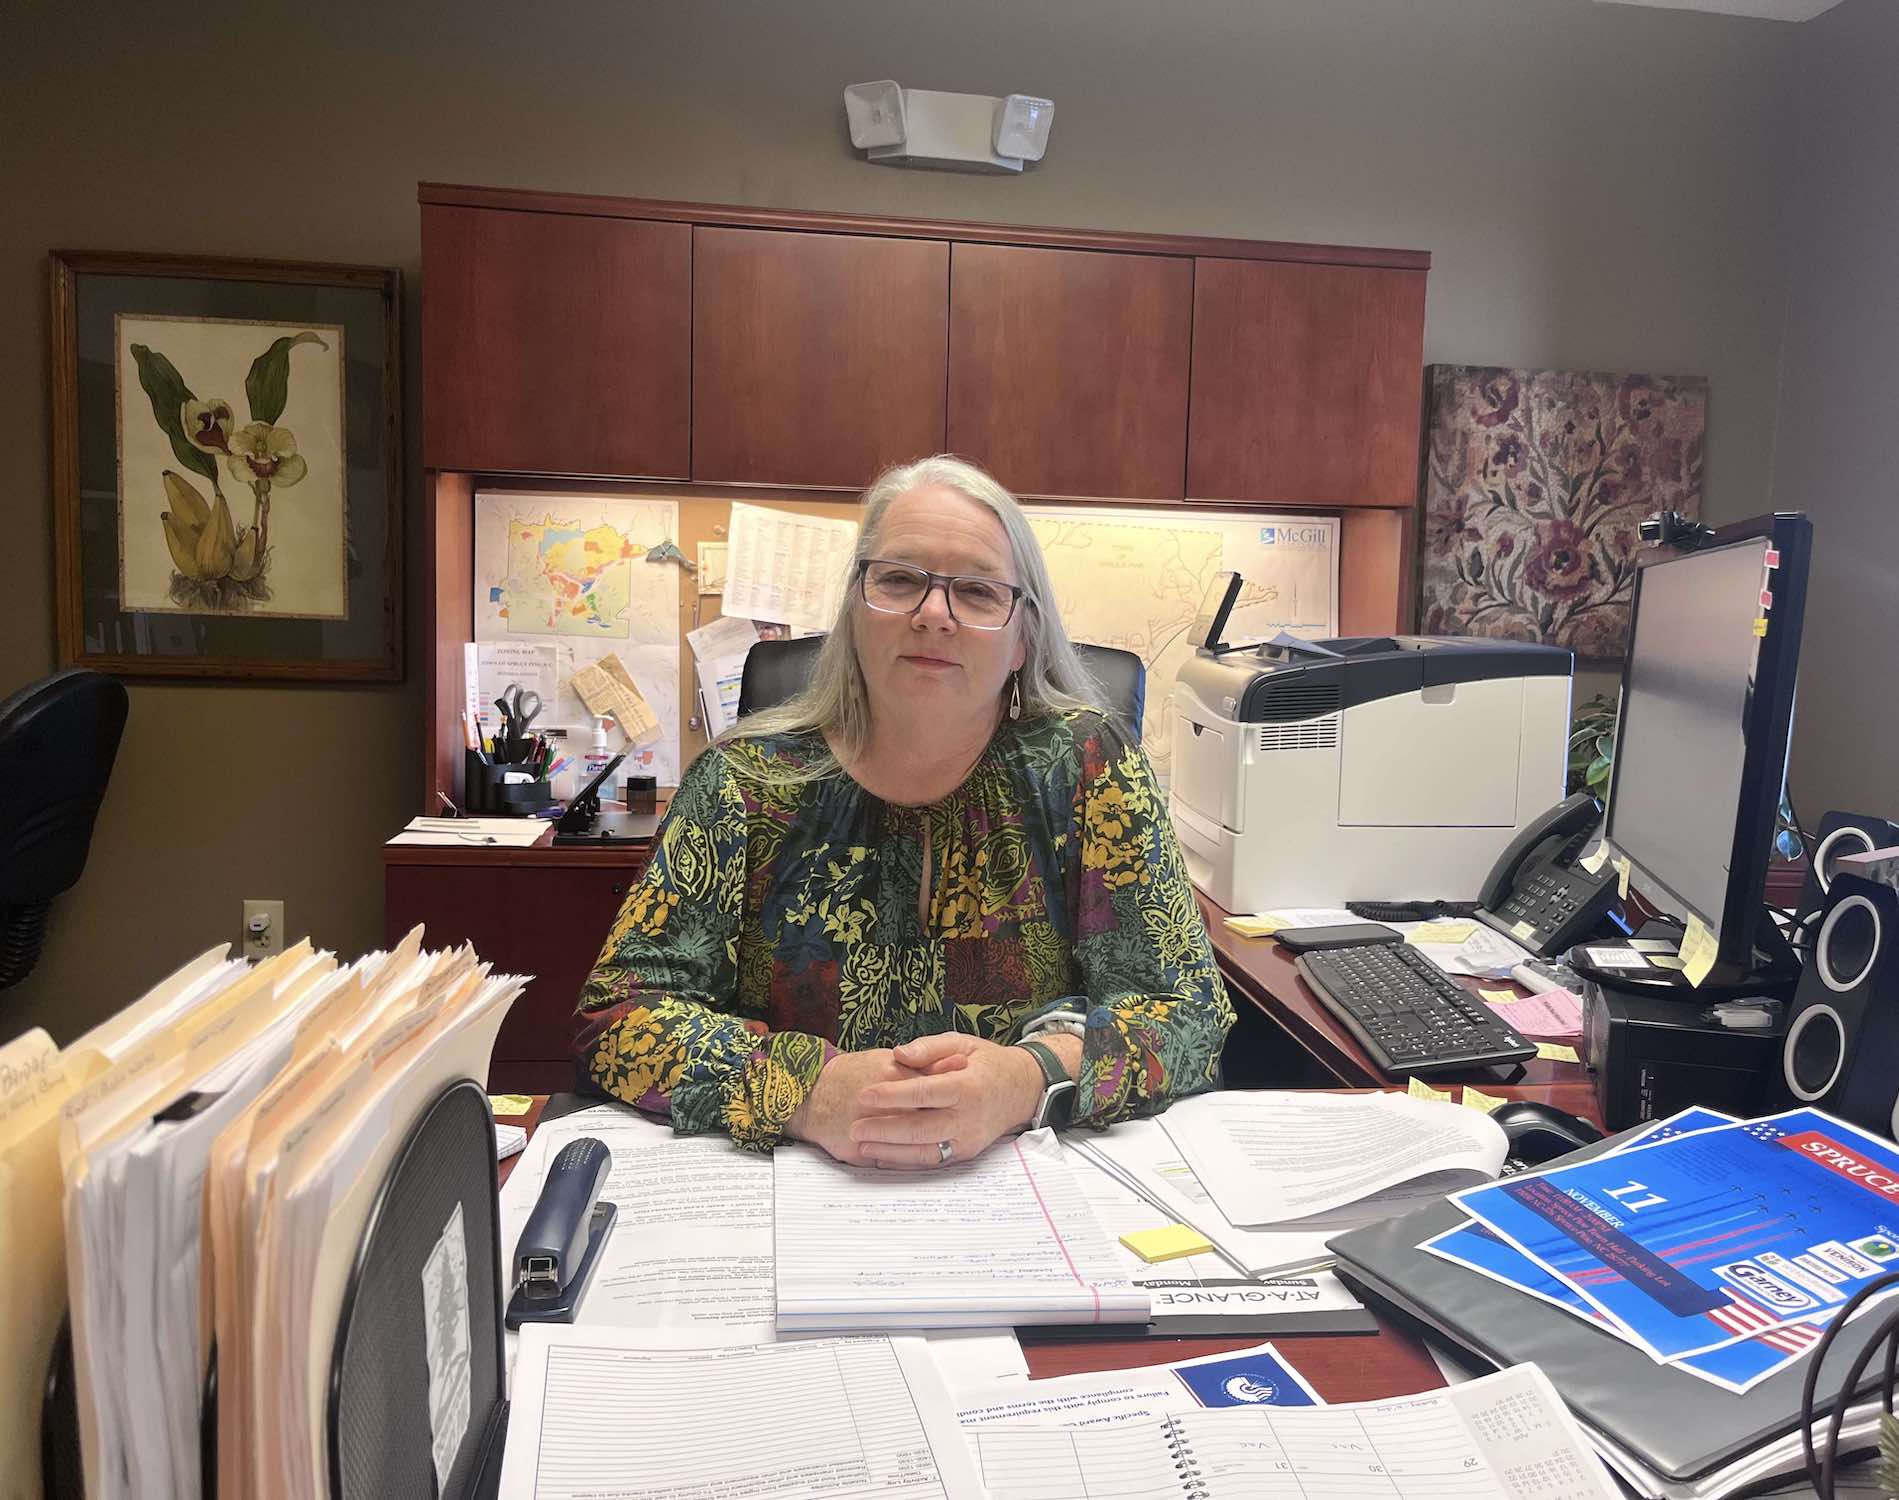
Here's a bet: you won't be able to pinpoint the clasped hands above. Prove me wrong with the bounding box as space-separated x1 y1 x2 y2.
786 1033 1077 1168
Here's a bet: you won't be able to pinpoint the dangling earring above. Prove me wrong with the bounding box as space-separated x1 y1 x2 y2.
1008 672 1022 721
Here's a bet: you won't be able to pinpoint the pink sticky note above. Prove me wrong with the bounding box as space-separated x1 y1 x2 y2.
1486 987 1585 1041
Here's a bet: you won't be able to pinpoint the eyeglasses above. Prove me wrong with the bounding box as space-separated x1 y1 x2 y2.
856 559 1026 630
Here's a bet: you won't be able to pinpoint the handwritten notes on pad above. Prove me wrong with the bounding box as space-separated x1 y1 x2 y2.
970 1364 1619 1500
774 1128 1148 1330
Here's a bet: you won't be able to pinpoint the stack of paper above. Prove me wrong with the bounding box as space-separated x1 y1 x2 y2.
1152 1089 1509 1239
773 1129 1148 1330
1426 1106 1899 1497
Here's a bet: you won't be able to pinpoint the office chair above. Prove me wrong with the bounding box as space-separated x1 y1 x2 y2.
0 668 128 988
735 636 1147 741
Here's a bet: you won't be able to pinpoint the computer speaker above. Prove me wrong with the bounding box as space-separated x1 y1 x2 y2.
1775 871 1899 1138
1792 810 1899 935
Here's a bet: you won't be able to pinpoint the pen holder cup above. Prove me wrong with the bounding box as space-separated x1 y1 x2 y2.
465 750 555 816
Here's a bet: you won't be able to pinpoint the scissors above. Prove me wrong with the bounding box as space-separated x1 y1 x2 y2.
493 683 544 762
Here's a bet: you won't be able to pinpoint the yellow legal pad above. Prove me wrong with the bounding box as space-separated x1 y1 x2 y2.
1120 1224 1214 1263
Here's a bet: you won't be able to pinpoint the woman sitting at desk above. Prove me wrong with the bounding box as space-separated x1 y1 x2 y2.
574 456 1232 1165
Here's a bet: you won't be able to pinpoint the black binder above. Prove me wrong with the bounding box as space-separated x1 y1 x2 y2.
1326 1128 1892 1490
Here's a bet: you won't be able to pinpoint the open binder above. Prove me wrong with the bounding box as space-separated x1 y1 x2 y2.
43 1078 512 1500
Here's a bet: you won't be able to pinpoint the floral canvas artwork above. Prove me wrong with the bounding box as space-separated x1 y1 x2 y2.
1418 366 1706 661
116 313 347 618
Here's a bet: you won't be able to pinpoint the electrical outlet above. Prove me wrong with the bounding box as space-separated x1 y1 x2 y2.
242 899 284 961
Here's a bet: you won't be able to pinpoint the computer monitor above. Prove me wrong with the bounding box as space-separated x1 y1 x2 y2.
1601 512 1812 984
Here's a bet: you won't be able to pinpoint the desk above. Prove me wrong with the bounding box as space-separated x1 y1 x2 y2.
1198 888 1600 1104
505 1082 1593 1406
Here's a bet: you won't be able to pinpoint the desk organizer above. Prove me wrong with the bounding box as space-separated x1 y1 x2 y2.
464 749 554 816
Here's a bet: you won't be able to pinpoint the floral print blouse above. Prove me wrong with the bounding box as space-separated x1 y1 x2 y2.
574 710 1233 1150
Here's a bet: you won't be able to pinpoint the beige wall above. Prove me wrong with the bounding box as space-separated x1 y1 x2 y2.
1 0 1796 1039
1771 0 1899 821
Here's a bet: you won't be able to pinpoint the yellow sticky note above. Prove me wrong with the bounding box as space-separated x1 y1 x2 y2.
1224 914 1287 939
1753 616 1769 637
1535 1043 1581 1064
488 1093 534 1116
1511 919 1537 942
1463 1085 1509 1115
1650 953 1686 971
1479 988 1518 1006
1408 920 1478 945
1408 1076 1455 1103
1120 1224 1214 1263
1681 915 1718 987
1613 855 1633 900
1581 843 1610 876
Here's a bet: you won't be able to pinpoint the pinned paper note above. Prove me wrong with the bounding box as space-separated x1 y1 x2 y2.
1119 1224 1214 1263
1462 1086 1508 1115
1534 1043 1581 1064
1407 921 1477 945
571 653 662 746
1612 855 1633 900
1223 915 1287 938
1581 843 1610 876
1680 914 1718 987
1407 1076 1454 1103
488 1093 533 1116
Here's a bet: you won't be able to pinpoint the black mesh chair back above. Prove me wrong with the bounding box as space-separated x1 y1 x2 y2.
735 636 1147 742
0 668 128 988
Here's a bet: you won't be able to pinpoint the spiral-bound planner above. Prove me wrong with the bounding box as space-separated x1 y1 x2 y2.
968 1364 1619 1500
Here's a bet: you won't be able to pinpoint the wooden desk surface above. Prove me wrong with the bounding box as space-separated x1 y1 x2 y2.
504 1084 1580 1405
1198 888 1599 1105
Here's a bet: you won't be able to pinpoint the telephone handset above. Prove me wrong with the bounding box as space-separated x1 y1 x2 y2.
1474 791 1619 958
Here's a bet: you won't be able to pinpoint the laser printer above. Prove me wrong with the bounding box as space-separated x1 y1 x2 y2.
1170 635 1573 914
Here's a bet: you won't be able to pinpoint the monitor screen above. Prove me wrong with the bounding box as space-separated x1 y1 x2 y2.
1603 536 1777 939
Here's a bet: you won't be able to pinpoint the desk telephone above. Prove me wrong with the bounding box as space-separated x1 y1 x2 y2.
1474 792 1619 958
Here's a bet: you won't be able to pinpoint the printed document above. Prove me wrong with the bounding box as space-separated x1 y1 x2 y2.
968 1363 1619 1500
498 1105 776 1343
1159 1090 1507 1226
775 1128 1147 1330
499 1330 985 1500
722 501 858 630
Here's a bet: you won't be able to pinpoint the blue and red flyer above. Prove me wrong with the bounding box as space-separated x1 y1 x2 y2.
1450 1108 1899 1363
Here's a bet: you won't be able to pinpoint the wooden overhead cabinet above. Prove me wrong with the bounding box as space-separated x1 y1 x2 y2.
948 243 1193 501
1188 259 1427 508
420 204 692 477
692 227 949 488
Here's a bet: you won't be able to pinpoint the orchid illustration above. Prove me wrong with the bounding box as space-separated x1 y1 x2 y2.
131 329 325 610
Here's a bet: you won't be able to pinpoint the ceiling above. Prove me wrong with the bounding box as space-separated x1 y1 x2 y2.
1594 0 1847 18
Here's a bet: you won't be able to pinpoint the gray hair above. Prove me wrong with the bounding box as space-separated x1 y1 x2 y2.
722 455 1103 780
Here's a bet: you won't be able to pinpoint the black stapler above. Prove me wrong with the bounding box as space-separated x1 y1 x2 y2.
505 1136 617 1329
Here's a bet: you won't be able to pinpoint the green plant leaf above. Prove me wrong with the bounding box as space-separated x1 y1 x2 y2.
244 331 327 425
131 344 217 482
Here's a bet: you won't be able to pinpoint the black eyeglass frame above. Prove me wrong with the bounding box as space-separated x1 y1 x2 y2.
853 558 1029 630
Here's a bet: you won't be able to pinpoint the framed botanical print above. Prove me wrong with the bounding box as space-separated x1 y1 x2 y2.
51 250 402 681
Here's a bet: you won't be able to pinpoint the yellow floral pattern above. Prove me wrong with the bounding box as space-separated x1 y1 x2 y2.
574 711 1232 1149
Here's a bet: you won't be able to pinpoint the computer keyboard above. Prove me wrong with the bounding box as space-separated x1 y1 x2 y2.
1294 942 1539 1078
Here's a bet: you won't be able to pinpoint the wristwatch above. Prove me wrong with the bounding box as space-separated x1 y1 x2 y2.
1016 1038 1078 1130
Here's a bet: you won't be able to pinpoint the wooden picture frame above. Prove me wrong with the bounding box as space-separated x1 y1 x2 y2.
50 249 402 681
